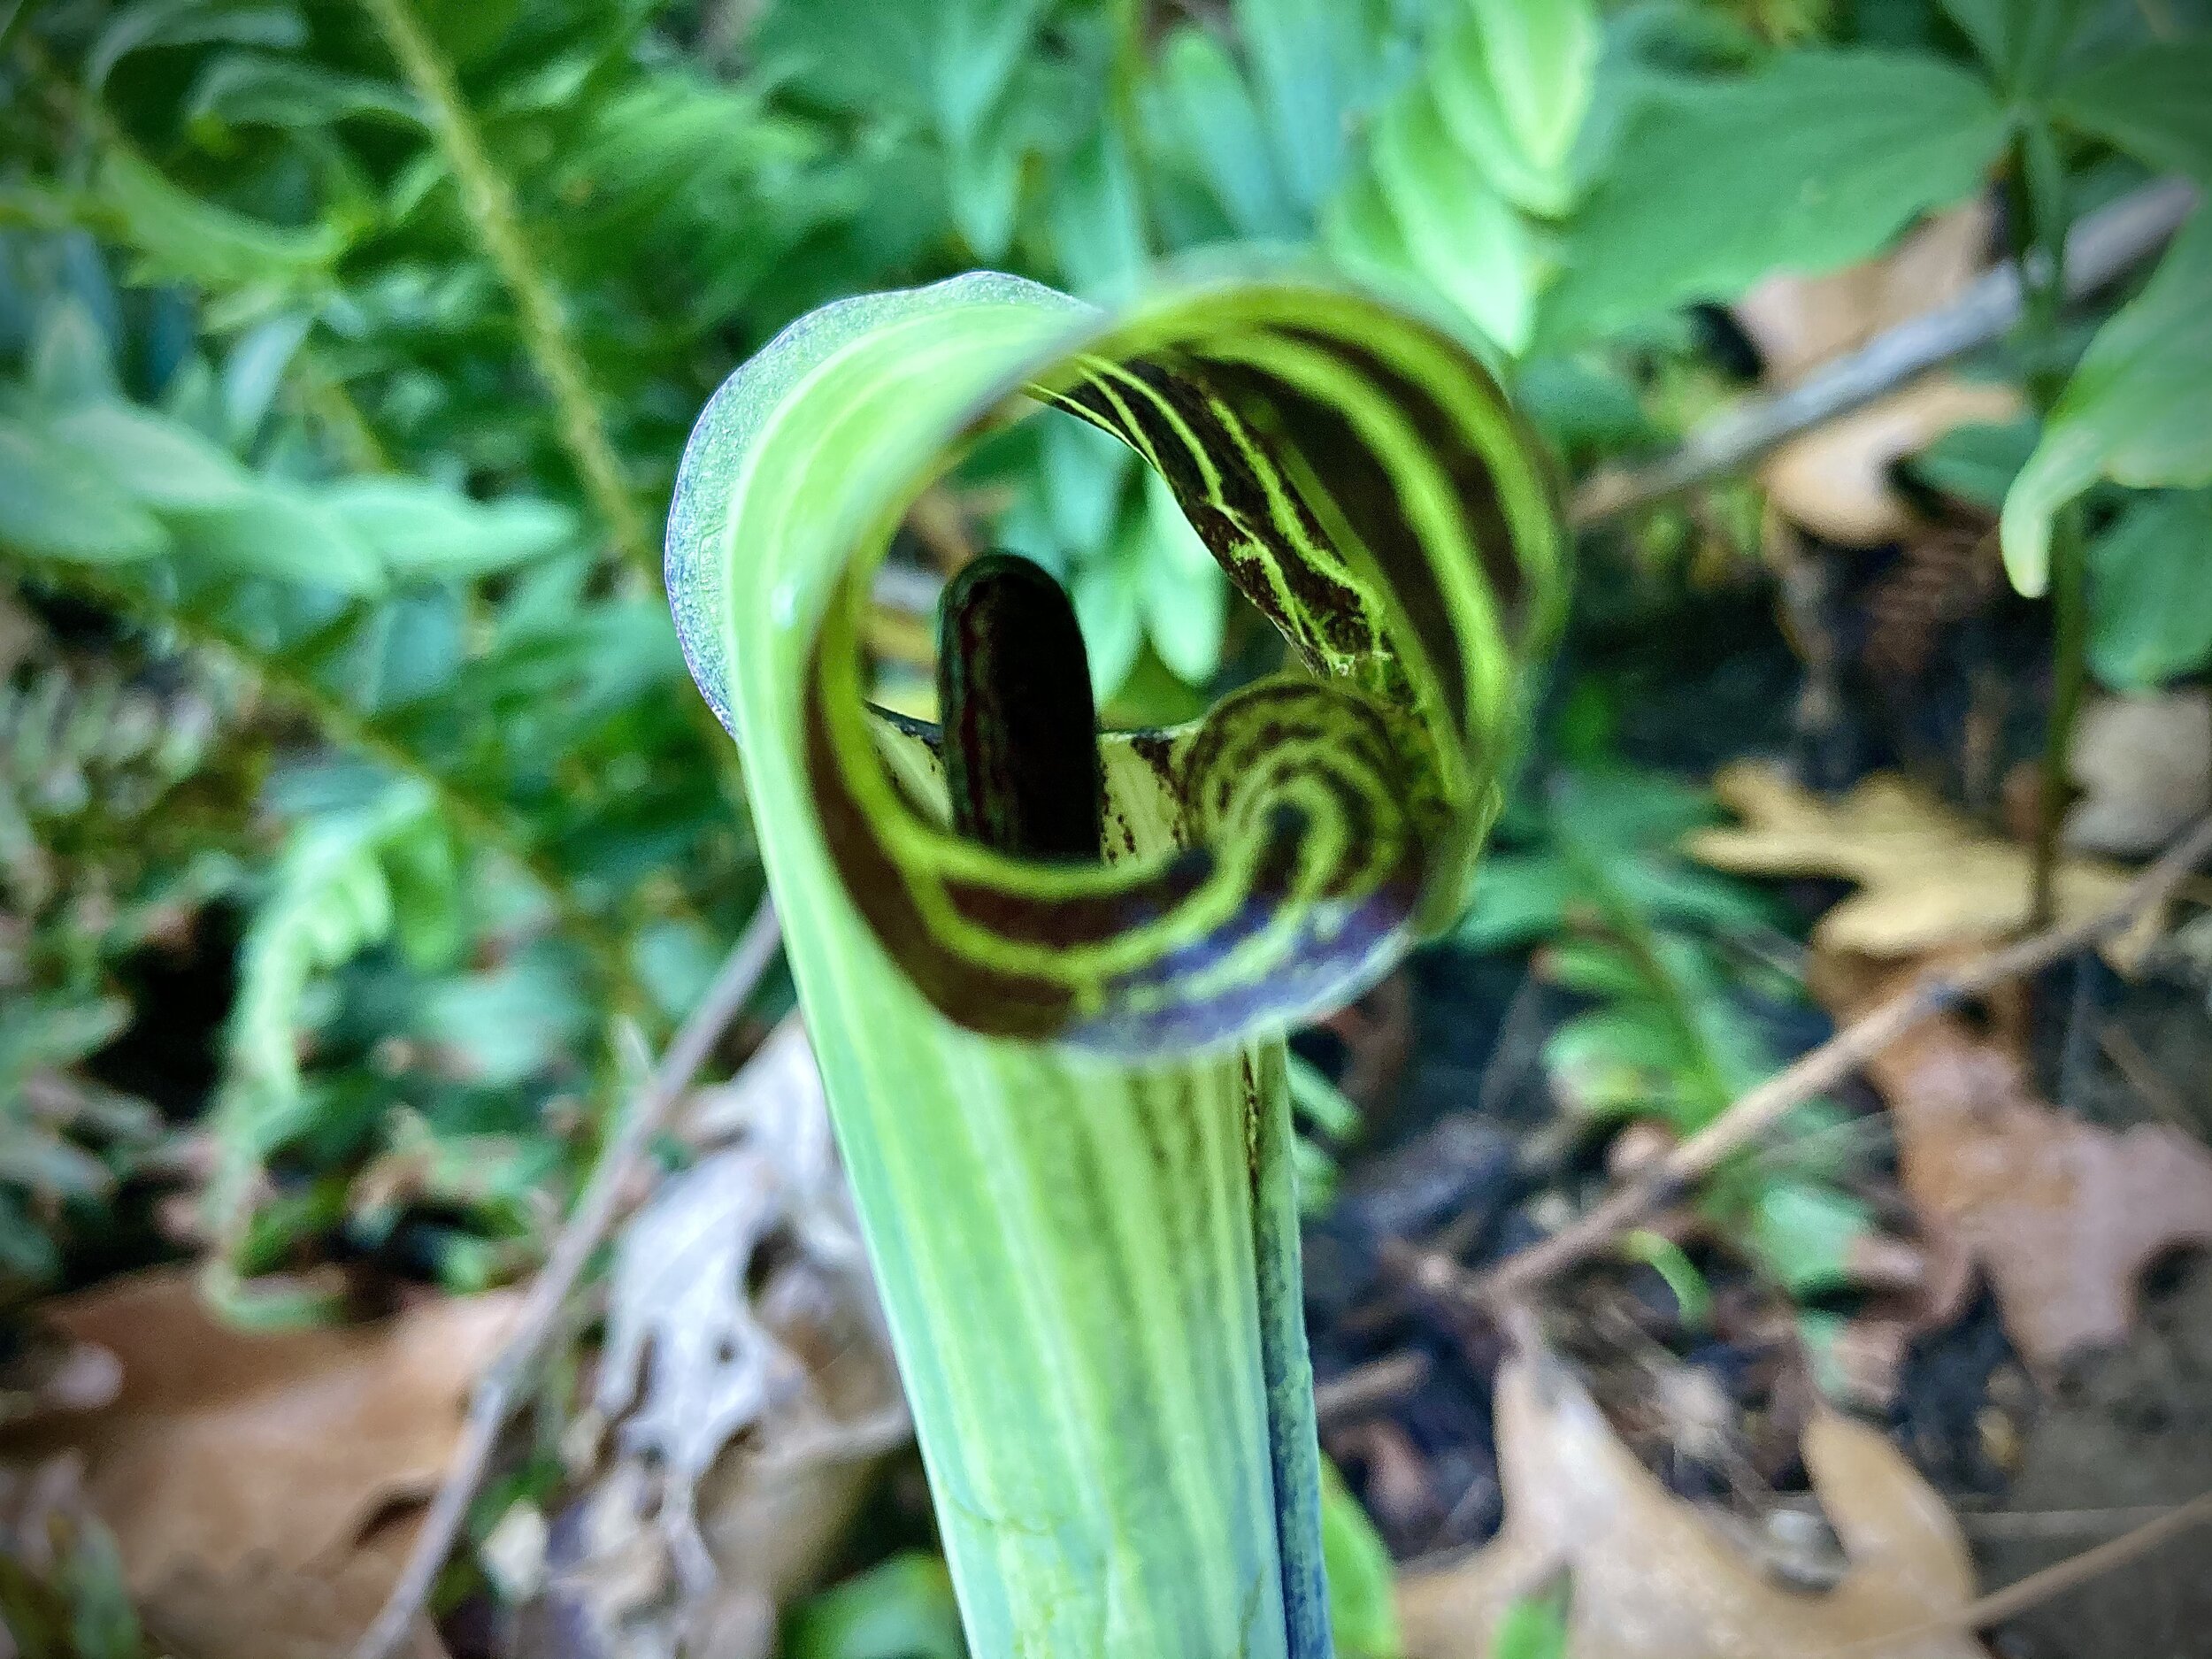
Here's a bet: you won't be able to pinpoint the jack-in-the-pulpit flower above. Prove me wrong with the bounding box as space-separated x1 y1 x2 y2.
666 269 1561 1659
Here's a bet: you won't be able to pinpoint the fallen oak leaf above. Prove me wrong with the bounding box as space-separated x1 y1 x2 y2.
0 1271 516 1658
1396 1341 1986 1659
142 1547 430 1659
2063 688 2212 860
1737 206 1994 385
1736 204 2021 546
1812 952 2212 1374
1688 763 2163 971
518 1018 902 1659
1757 381 2023 546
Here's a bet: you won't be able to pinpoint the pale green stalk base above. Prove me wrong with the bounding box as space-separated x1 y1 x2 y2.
672 269 1558 1659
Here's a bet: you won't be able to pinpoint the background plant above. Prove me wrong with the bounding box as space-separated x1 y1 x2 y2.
4 0 2211 1646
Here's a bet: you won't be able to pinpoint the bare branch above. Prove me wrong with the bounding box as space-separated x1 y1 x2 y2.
353 904 783 1659
1571 178 2201 528
1425 812 2212 1307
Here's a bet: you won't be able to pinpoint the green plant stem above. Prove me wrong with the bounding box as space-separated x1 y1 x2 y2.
354 0 655 591
295 349 395 475
2006 126 2078 927
1106 0 1151 202
350 0 749 810
2033 503 2088 923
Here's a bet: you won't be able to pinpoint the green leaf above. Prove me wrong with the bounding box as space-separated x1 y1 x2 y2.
171 486 386 594
787 1553 966 1659
186 52 426 136
1621 1230 1713 1328
1321 172 1431 319
1233 0 1386 210
1747 1177 1873 1294
1042 413 1131 553
1286 1052 1362 1143
1071 534 1146 700
219 312 311 447
1453 849 1575 950
1482 0 1600 173
47 402 253 512
1455 0 1601 199
1050 122 1148 299
411 950 590 1087
1320 1458 1402 1659
1370 89 1537 351
94 151 344 289
1136 469 1227 686
1150 26 1302 240
0 417 171 565
1540 50 2009 346
665 267 1561 1656
1610 858 1777 935
2002 208 2212 594
1324 0 1595 353
2088 488 2212 688
1545 937 1656 1000
1939 0 2086 94
1491 1581 1571 1659
1545 1004 1689 1117
1424 0 1584 219
87 0 308 90
2054 40 2212 185
752 0 1053 262
207 778 443 1279
1909 417 2040 511
28 298 121 408
317 479 576 581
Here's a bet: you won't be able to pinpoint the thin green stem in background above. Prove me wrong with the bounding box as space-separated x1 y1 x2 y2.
354 0 656 590
2005 124 2078 927
2032 502 2088 924
357 0 747 810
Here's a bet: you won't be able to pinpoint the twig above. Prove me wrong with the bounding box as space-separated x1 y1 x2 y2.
1959 1502 2186 1540
355 0 653 588
352 904 783 1659
1448 812 2212 1305
1965 1489 2212 1627
752 1402 917 1479
1314 1350 1432 1426
1812 1489 2212 1655
2099 1022 2200 1135
1570 178 2201 529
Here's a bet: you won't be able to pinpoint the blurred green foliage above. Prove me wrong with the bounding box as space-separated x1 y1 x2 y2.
1455 755 1877 1299
2 0 2209 1323
0 1499 157 1659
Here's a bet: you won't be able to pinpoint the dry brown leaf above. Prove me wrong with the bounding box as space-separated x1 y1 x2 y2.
1737 206 1993 382
1688 763 2163 970
1759 381 2023 545
1396 1342 1986 1659
0 1270 515 1658
519 1018 902 1659
2064 689 2212 859
1734 204 2020 545
1814 953 2212 1373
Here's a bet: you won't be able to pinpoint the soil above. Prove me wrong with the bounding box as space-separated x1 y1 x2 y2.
1980 1257 2212 1659
1310 905 2212 1659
